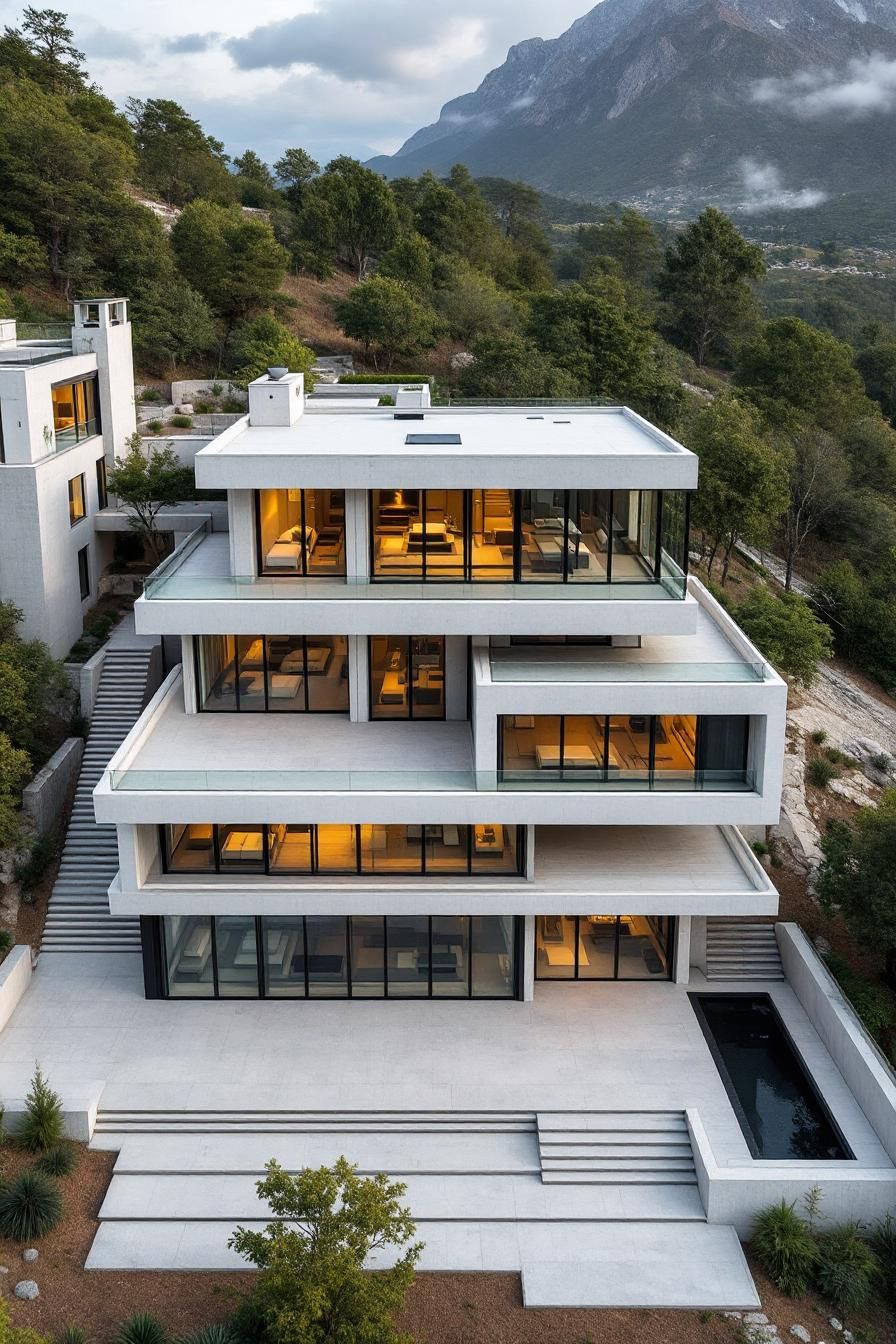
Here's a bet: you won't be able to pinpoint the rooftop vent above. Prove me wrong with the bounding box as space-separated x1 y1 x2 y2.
405 433 462 445
394 412 424 421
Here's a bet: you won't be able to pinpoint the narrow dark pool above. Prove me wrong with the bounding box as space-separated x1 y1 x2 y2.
691 993 852 1161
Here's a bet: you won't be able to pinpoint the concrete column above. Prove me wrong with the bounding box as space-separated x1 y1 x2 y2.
181 636 198 713
345 490 369 580
445 636 467 720
690 916 707 976
674 916 692 984
522 915 536 1002
349 635 369 722
525 825 536 879
228 490 256 577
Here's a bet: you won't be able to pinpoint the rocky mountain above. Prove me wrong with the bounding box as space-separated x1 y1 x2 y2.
368 0 896 217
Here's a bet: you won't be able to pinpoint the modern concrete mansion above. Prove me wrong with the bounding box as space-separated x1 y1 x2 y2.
95 373 788 1003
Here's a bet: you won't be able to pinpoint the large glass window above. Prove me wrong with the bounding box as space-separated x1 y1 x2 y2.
367 489 689 589
77 545 90 601
196 635 348 714
68 473 86 526
500 715 751 790
535 915 674 981
161 823 521 876
52 376 99 448
96 456 108 510
161 916 521 999
369 636 445 720
256 489 345 576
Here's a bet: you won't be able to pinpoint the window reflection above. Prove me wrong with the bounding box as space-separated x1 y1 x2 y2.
196 635 348 714
535 915 674 981
52 377 99 447
256 489 345 576
369 636 445 720
164 915 214 996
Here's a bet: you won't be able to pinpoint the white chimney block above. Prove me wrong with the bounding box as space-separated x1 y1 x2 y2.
248 372 305 426
394 383 431 409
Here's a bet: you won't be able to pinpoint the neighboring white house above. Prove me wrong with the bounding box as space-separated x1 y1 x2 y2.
0 299 136 659
95 375 788 1002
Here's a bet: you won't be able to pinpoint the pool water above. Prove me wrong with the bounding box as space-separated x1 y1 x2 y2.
692 993 852 1161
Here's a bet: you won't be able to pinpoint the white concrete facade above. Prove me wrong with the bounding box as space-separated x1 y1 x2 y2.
95 375 787 1004
0 300 137 657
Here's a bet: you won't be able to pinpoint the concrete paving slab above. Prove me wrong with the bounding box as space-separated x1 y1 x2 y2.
520 1224 759 1308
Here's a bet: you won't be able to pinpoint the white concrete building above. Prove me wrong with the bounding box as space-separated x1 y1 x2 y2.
0 299 136 658
96 374 788 1004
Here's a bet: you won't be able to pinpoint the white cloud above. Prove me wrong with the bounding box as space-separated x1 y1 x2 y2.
737 159 829 213
752 53 896 120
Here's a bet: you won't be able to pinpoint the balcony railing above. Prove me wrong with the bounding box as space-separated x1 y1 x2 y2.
108 767 755 793
489 651 768 683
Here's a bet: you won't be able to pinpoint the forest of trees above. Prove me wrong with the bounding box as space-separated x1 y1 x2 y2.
2 9 896 691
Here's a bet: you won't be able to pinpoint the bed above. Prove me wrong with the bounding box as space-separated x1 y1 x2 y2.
407 522 454 553
378 670 407 705
264 525 318 572
534 743 623 770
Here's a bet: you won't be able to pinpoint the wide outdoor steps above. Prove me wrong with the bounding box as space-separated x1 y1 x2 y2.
705 920 784 981
41 646 155 955
537 1110 697 1184
86 1109 758 1307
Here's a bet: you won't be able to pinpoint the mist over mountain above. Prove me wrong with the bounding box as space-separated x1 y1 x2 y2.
367 0 896 221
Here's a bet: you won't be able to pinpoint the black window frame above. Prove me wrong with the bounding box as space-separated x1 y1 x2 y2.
159 822 524 879
194 635 350 715
254 488 346 578
51 373 101 447
156 912 523 1001
68 472 87 527
76 544 90 601
367 635 447 721
95 455 108 510
534 915 676 982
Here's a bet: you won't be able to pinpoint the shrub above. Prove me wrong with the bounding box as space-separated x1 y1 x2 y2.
825 747 846 765
751 1199 817 1296
810 729 828 745
174 1328 233 1344
0 1169 63 1240
0 930 12 957
871 752 892 773
808 757 838 789
751 840 769 858
114 1315 166 1344
16 1064 64 1152
139 388 162 403
815 1222 878 1311
211 382 224 397
870 1214 896 1305
824 954 896 1039
37 1143 78 1178
191 400 213 414
221 397 244 413
14 832 57 893
169 414 192 429
57 1327 87 1344
146 419 164 434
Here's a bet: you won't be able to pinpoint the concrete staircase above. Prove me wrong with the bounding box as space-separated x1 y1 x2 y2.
41 646 154 955
536 1111 697 1185
705 920 784 981
84 1107 758 1308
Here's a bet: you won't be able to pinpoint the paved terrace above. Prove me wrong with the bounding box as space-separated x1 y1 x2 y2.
0 956 889 1171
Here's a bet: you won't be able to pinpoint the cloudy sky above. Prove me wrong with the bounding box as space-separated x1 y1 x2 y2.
0 0 592 165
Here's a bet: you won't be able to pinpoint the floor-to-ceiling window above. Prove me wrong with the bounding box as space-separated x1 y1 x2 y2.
369 636 445 719
52 375 99 449
535 915 675 980
161 823 522 876
195 635 349 713
256 489 346 576
368 489 688 590
161 914 520 998
499 714 749 788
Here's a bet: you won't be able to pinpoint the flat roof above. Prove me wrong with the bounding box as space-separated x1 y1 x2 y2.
194 406 698 491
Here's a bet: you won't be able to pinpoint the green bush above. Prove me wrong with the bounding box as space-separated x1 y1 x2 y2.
751 1200 817 1296
57 1326 87 1344
810 729 828 745
870 1214 896 1305
0 1169 63 1240
815 1222 878 1311
139 388 163 403
146 419 164 434
871 752 892 773
169 414 192 429
0 929 12 957
824 953 896 1039
115 1315 166 1344
16 1064 64 1152
825 747 846 765
174 1328 233 1344
14 832 57 893
191 400 213 414
37 1143 78 1178
808 757 838 788
751 841 769 858
338 373 432 385
221 397 244 413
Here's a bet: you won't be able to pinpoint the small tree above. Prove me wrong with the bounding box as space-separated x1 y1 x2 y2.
106 436 194 563
459 330 578 399
735 587 833 687
228 314 315 387
229 1158 421 1344
781 428 849 590
16 1063 64 1152
818 790 896 987
0 732 30 848
335 276 437 369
